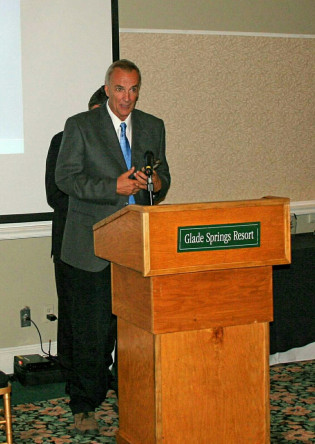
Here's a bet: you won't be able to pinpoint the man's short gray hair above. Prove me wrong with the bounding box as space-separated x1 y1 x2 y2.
105 59 141 87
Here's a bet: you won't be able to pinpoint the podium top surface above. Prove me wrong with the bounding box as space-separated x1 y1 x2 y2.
94 197 291 276
94 197 289 224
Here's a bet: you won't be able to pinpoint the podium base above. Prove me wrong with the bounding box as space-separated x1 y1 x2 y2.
116 433 131 444
117 318 270 444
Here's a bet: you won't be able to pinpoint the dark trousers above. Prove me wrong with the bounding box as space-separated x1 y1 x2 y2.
54 260 117 414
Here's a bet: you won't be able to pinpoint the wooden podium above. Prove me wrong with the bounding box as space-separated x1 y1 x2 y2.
93 197 290 444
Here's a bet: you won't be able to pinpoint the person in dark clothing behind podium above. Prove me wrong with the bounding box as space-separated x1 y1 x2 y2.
46 86 107 263
45 86 111 434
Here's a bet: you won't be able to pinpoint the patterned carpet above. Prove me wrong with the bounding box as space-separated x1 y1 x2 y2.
269 360 314 443
0 360 314 443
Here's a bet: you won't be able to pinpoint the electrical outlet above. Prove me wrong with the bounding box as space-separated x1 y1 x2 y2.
44 304 54 322
20 306 31 327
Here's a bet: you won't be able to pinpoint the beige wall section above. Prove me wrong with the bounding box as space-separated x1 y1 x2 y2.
0 237 57 348
119 0 315 35
120 32 315 204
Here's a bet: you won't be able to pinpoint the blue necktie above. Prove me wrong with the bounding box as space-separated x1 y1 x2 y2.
120 122 135 204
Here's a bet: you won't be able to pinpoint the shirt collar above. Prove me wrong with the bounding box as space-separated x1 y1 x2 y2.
106 101 132 135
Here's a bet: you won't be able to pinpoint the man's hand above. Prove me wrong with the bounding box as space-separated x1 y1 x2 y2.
134 169 162 193
117 167 162 197
116 167 140 196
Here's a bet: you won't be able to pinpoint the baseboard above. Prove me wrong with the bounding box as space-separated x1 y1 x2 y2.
0 342 57 375
270 342 315 366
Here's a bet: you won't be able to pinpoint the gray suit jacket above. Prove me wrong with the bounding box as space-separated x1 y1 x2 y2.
55 103 171 272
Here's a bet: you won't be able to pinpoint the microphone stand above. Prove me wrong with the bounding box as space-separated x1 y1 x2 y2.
144 151 155 206
147 171 154 206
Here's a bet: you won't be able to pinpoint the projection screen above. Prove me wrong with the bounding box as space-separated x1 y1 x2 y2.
0 0 118 223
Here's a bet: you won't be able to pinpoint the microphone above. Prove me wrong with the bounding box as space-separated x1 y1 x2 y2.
144 151 154 176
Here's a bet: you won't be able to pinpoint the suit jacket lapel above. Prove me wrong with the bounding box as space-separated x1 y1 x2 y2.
131 111 150 170
98 106 149 172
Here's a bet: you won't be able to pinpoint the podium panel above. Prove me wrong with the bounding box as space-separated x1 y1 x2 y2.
112 263 273 334
117 319 270 444
94 198 290 276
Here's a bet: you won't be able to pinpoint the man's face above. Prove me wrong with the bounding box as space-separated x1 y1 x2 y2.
105 68 140 121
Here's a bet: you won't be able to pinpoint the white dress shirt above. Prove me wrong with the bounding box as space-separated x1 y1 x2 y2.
106 101 133 147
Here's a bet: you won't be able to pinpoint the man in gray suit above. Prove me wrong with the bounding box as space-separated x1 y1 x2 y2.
55 59 170 435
